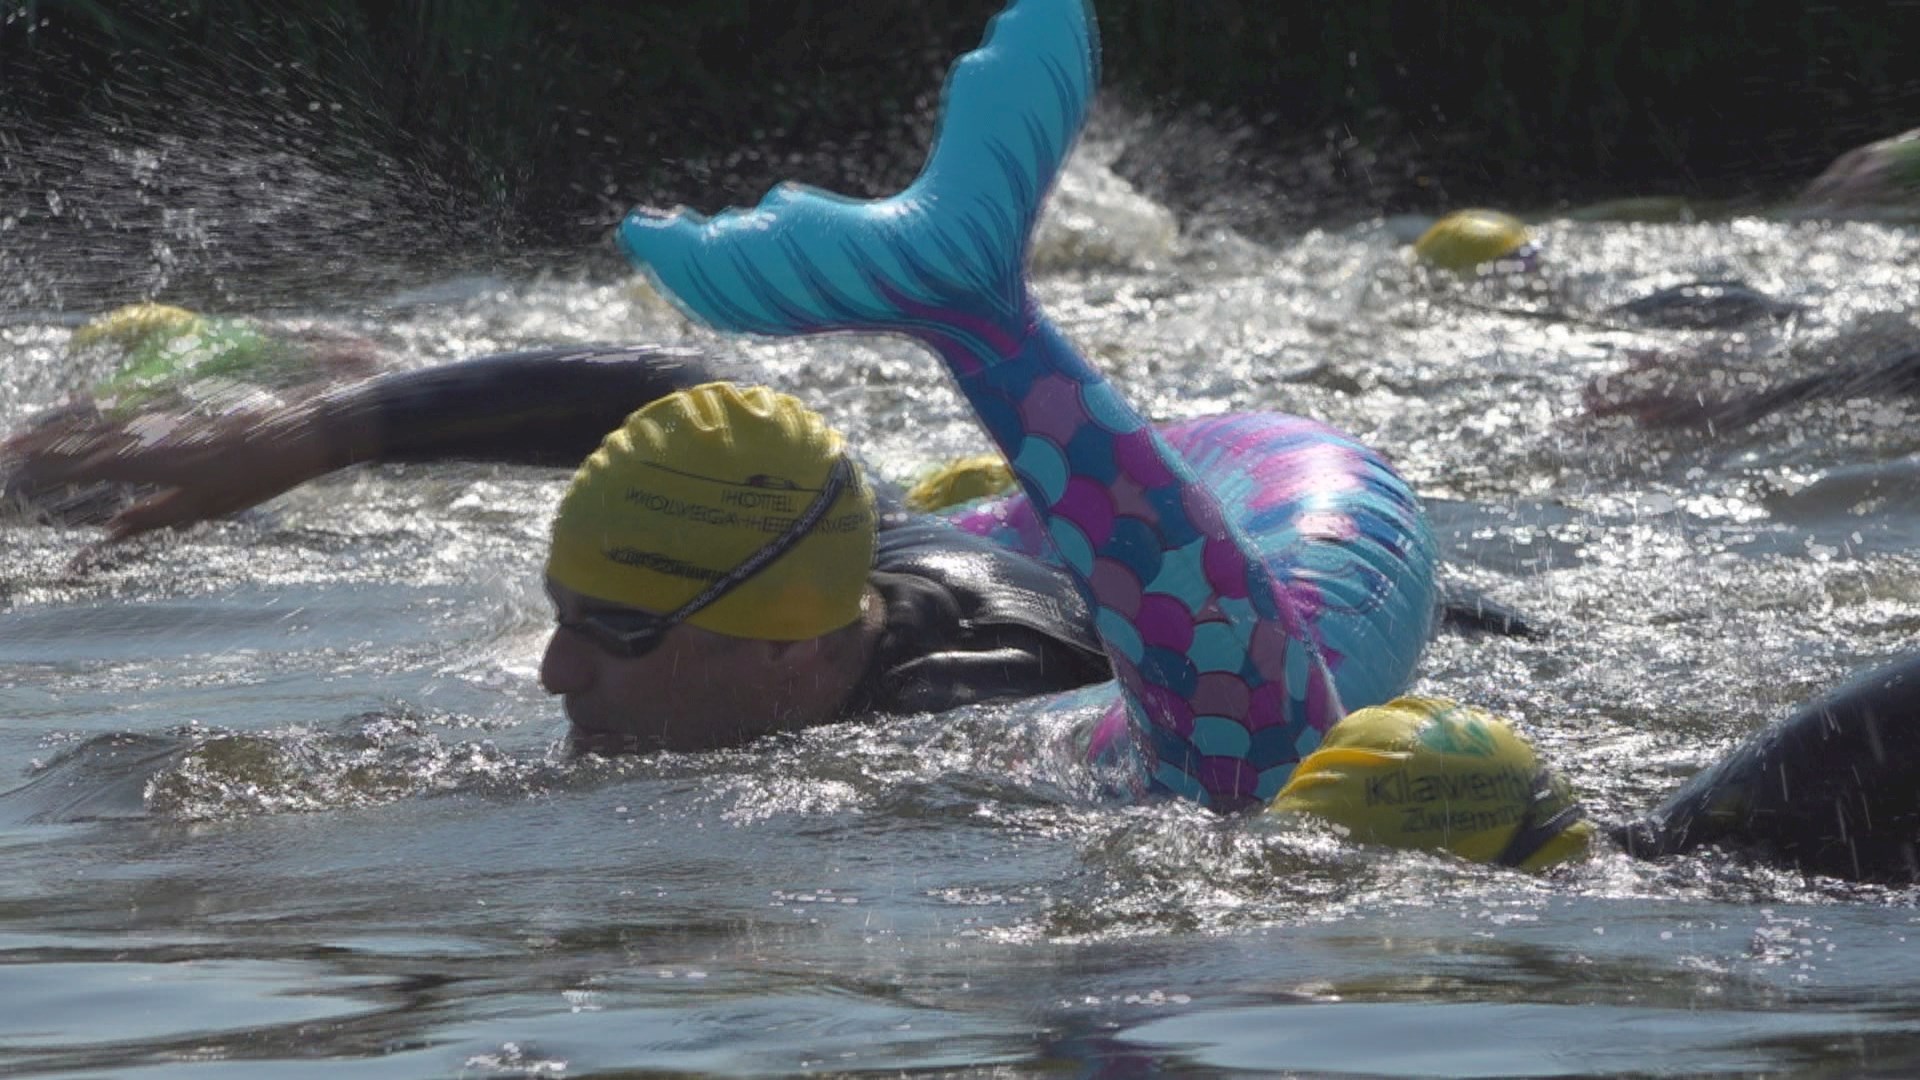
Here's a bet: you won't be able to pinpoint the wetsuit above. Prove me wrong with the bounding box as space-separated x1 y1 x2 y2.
1616 651 1920 882
848 517 1110 715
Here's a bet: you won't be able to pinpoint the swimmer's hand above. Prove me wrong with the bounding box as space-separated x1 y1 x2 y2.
2 401 340 542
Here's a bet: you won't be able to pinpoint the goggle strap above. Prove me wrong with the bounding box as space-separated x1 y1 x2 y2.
659 456 855 626
1494 768 1585 869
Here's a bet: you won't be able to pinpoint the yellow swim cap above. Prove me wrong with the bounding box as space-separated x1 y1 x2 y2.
70 303 202 351
1413 210 1533 271
902 453 1017 512
547 382 877 641
1270 696 1592 871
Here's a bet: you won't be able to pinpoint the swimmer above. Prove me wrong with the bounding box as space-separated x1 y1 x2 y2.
5 342 1509 739
1278 655 1920 883
68 302 382 413
6 302 380 524
1585 311 1918 432
1409 212 1805 339
1411 209 1537 274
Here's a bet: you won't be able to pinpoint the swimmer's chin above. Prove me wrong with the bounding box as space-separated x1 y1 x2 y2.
562 703 689 756
563 704 655 756
567 726 663 757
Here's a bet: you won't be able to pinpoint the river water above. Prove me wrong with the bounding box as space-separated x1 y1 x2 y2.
2 123 1919 1077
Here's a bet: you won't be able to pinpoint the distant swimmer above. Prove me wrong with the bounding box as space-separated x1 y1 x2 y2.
5 303 379 524
1411 209 1537 274
65 302 381 413
1586 312 1919 432
1408 212 1804 337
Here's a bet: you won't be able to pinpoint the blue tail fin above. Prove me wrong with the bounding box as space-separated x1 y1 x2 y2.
618 0 1097 363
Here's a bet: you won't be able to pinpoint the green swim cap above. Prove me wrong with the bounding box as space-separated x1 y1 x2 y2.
69 303 200 351
75 304 296 412
1270 696 1592 872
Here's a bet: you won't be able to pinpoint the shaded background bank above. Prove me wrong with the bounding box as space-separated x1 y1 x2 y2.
3 0 1918 298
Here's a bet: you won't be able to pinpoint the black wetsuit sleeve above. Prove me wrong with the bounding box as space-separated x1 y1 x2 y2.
352 345 720 467
1434 581 1547 639
1612 651 1920 882
1705 342 1920 432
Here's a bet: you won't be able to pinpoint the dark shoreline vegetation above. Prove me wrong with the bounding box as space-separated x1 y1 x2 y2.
2 1 1915 306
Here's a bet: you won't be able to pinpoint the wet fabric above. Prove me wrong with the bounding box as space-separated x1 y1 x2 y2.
1616 651 1920 883
844 517 1111 716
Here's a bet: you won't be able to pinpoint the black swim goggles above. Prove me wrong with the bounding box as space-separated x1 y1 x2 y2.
1493 767 1587 869
560 456 856 660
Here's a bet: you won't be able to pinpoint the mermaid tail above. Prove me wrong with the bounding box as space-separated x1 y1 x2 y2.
619 0 1093 355
945 414 1435 721
618 0 1435 811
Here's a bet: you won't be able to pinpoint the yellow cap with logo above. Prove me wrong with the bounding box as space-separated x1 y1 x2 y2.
547 382 877 641
1413 209 1534 272
1270 696 1592 871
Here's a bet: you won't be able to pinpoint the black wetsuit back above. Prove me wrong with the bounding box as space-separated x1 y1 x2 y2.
843 516 1111 715
1617 652 1920 882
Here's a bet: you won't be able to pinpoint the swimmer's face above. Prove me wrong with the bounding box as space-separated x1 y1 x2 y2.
539 578 839 752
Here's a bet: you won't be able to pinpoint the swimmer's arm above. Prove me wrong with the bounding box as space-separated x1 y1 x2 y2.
1591 341 1920 433
1708 343 1920 431
348 345 715 466
6 345 716 540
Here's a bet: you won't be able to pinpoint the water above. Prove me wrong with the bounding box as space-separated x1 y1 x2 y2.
3 130 1920 1077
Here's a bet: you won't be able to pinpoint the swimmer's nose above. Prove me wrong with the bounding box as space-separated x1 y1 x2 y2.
539 627 596 696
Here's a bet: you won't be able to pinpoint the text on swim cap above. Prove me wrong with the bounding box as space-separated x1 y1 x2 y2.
623 486 870 535
1398 803 1525 838
602 547 728 583
719 488 799 511
1364 766 1532 809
